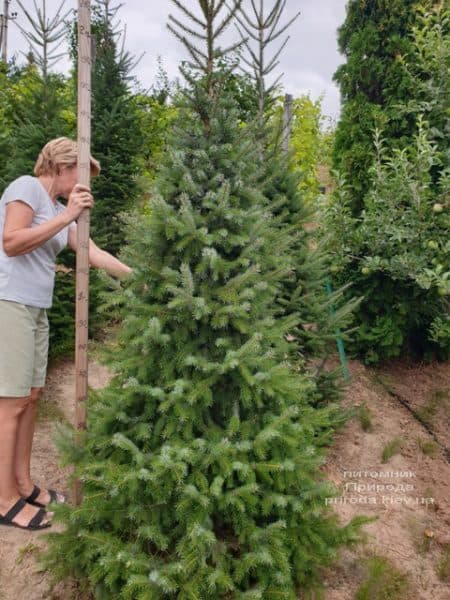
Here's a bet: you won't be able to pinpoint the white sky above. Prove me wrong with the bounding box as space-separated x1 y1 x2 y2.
5 0 347 119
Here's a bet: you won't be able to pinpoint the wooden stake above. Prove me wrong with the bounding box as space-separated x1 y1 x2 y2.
74 0 92 506
282 93 293 158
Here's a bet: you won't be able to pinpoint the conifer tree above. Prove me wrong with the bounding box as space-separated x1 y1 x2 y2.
45 1 370 597
324 4 450 363
0 0 74 185
332 0 429 213
0 1 78 358
86 0 145 256
235 1 358 399
15 0 71 80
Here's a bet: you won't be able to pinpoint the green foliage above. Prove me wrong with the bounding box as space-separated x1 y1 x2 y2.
381 437 403 463
0 65 74 186
398 5 450 168
270 95 333 204
234 1 358 404
323 121 450 363
355 555 410 600
333 0 427 211
358 404 373 432
132 92 178 185
43 2 371 596
325 5 450 363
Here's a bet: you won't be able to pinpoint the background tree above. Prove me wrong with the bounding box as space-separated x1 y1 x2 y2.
0 1 78 358
324 4 450 363
85 0 146 256
332 0 428 212
44 1 370 597
15 0 71 80
234 0 299 127
0 0 74 186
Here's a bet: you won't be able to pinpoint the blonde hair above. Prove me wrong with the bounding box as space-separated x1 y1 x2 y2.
34 137 101 177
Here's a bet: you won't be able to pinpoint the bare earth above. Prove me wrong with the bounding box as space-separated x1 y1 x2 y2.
0 358 449 600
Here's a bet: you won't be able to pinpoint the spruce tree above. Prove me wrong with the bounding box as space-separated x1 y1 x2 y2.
45 1 370 597
235 1 358 401
75 0 145 256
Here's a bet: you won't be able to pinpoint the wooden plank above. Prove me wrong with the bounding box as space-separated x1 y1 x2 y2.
74 0 92 506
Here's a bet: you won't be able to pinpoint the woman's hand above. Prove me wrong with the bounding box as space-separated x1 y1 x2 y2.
64 184 94 222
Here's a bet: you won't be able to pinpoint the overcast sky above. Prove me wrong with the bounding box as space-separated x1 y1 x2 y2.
6 0 348 120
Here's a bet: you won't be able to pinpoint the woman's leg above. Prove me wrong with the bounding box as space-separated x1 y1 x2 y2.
0 396 51 527
14 387 65 505
14 388 44 499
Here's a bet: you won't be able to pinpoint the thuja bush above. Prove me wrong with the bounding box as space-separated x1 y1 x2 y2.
323 121 450 363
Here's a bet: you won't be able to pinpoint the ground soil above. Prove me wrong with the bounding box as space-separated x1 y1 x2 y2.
0 357 448 600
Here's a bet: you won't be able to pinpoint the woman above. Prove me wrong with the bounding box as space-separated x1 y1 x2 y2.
0 137 131 531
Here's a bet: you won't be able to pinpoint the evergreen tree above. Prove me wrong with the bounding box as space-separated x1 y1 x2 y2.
234 0 300 126
333 0 428 212
235 1 358 400
0 1 78 358
45 2 370 597
324 3 450 363
15 0 71 80
85 0 145 256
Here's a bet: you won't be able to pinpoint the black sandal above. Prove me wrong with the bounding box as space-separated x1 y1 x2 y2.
0 498 51 531
24 485 66 508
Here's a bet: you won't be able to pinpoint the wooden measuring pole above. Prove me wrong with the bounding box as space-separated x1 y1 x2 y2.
74 0 92 506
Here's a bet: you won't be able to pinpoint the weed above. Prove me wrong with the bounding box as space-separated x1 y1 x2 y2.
355 555 410 600
37 395 67 424
381 437 403 463
417 437 439 457
436 544 450 582
416 389 449 426
358 403 373 432
16 542 40 565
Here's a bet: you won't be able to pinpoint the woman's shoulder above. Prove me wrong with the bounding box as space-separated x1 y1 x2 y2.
4 175 39 193
2 176 43 209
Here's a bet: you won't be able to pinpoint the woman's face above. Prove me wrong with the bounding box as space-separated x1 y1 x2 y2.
57 165 79 198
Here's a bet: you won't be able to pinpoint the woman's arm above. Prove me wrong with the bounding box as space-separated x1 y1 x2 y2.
2 184 93 257
3 202 72 256
68 225 132 279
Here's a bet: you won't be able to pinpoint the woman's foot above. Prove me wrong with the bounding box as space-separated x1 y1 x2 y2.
20 484 66 508
0 496 52 530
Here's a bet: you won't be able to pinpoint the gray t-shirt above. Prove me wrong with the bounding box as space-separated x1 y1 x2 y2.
0 175 72 308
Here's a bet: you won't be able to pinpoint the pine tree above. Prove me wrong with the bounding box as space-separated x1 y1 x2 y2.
44 2 370 597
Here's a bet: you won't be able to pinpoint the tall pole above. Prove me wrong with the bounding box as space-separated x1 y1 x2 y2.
74 0 92 506
282 93 293 158
0 0 11 62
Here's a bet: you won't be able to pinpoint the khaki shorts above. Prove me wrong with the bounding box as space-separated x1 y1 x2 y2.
0 299 49 397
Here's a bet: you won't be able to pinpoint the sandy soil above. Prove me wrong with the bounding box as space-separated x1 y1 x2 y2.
319 359 450 600
0 357 448 600
0 359 109 600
